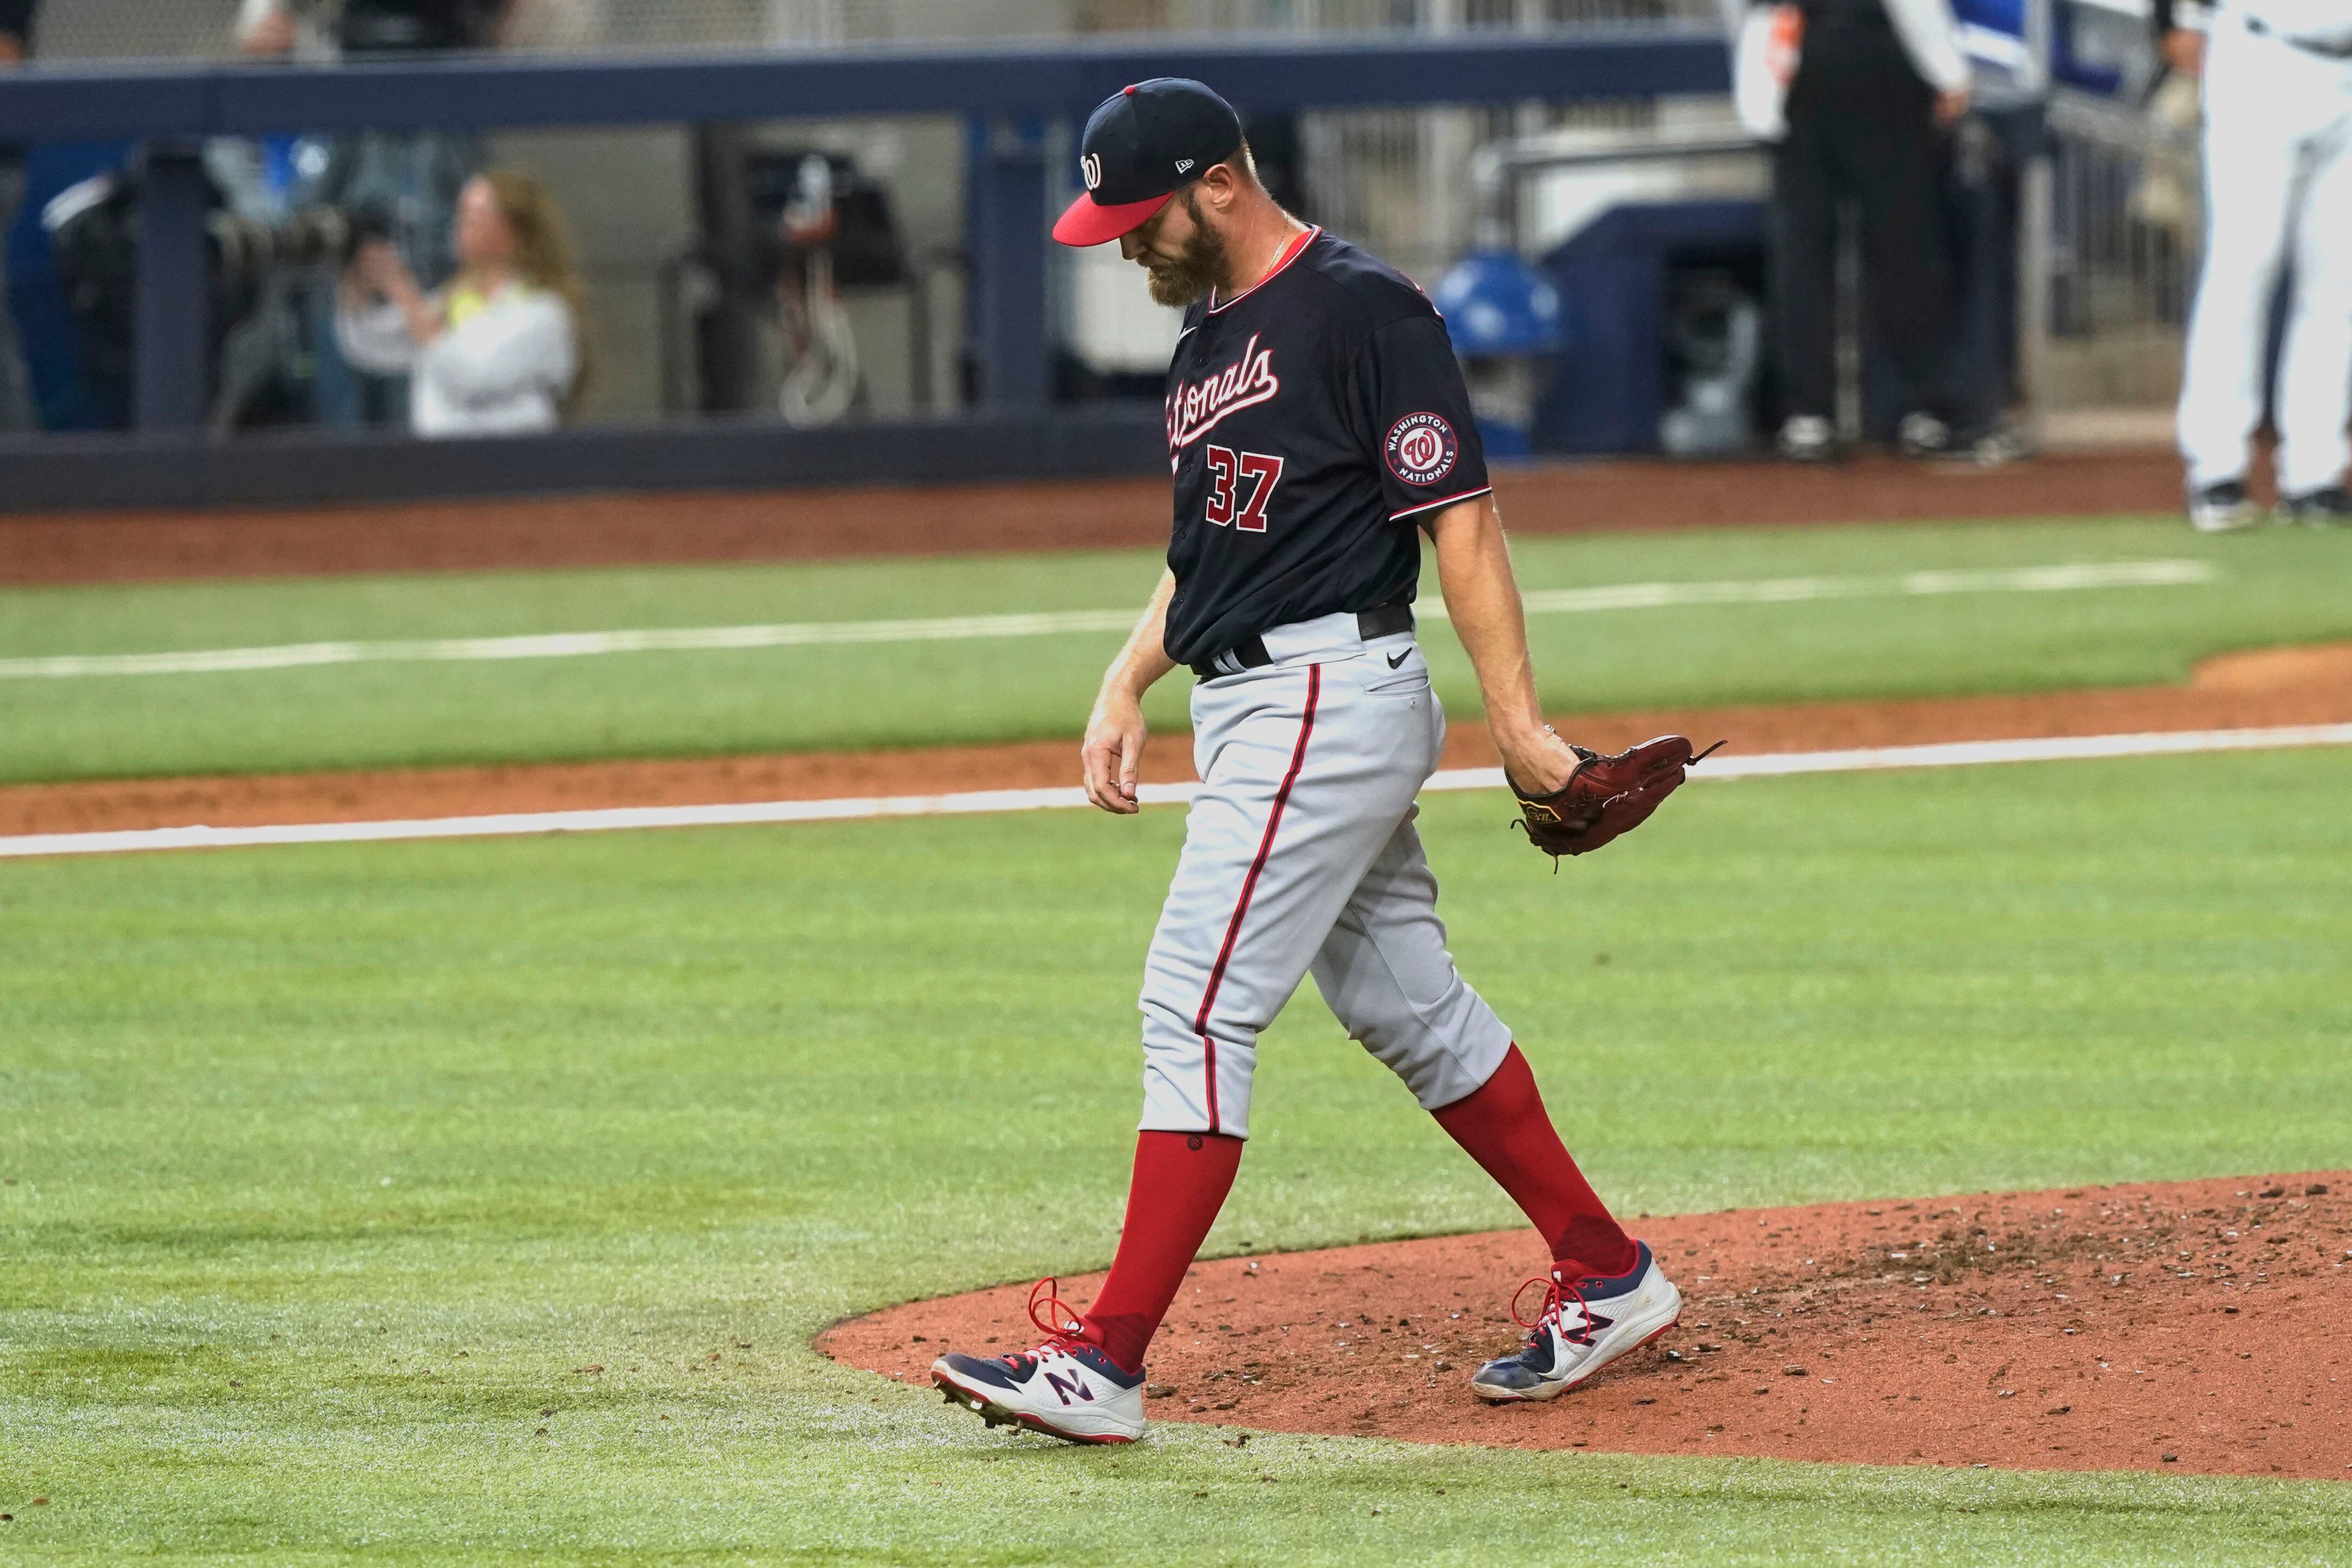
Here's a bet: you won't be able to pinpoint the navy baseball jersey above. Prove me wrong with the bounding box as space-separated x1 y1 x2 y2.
1159 227 1491 667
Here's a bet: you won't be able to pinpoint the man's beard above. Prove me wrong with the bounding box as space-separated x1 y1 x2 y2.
1144 194 1228 308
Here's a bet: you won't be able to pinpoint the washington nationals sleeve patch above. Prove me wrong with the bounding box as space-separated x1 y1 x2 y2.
1385 413 1460 487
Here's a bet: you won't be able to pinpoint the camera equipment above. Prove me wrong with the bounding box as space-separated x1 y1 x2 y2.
45 159 402 429
207 203 395 287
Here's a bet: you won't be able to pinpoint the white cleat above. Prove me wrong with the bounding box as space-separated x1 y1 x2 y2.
929 1280 1147 1444
1470 1240 1682 1403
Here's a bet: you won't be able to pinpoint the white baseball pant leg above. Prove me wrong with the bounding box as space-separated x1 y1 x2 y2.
2177 16 2352 492
1137 617 1514 1138
2275 91 2352 495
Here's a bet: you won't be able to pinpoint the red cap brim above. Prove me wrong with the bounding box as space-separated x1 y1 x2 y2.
1053 190 1175 248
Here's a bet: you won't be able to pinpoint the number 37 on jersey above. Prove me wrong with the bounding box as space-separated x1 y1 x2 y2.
1202 446 1284 533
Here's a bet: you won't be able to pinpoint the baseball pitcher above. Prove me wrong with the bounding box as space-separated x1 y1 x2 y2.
931 79 1704 1445
2168 0 2352 527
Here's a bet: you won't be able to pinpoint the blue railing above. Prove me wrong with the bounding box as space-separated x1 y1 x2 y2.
0 28 1732 507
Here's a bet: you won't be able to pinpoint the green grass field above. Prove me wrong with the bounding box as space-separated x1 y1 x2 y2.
5 751 2351 1565
3 517 2349 783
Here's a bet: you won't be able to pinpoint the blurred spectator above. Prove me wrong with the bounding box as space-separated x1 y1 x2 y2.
239 1 505 427
337 168 587 436
1766 0 1972 462
0 0 37 433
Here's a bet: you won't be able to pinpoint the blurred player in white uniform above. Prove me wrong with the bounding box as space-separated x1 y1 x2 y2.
2168 0 2352 528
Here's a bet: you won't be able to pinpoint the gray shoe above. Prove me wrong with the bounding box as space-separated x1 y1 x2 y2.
1897 411 1952 459
1776 416 1836 463
2187 480 2261 533
2275 486 2352 526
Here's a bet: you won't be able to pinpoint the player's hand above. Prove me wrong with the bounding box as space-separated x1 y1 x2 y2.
1934 86 1971 127
2161 28 2204 77
1494 721 1582 798
1082 687 1150 815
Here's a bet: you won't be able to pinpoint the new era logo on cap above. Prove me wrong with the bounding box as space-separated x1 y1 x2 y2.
1053 78 1244 248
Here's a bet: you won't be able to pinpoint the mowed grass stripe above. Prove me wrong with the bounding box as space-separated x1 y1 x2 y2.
0 560 2211 680
4 519 2344 785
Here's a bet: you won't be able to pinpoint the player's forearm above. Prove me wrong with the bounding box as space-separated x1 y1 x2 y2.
1429 497 1546 745
1102 569 1180 701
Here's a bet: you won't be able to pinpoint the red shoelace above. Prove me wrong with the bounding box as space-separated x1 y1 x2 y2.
1020 1277 1091 1357
1510 1265 1599 1347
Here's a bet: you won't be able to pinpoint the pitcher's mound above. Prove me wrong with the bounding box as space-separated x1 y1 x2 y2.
819 1173 2351 1478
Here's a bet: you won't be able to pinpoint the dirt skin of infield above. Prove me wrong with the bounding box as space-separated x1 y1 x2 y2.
819 1174 2352 1480
5 643 2350 840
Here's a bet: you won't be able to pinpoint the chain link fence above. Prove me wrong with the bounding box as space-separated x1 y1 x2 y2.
2039 83 2200 418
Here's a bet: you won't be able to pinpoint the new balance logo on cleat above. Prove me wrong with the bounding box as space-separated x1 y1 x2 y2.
931 1280 1148 1444
1469 1240 1682 1403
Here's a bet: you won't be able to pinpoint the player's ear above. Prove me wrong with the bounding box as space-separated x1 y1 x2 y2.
1199 162 1243 212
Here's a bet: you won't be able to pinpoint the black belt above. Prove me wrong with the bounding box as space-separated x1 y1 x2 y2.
1190 603 1415 681
2247 15 2352 57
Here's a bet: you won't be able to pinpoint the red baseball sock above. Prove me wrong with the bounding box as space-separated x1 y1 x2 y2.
1431 1044 1638 1279
1079 1130 1244 1376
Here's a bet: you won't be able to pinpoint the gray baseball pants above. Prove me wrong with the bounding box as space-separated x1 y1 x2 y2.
1137 610 1515 1138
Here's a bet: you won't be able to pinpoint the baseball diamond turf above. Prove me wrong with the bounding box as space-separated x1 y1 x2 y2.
4 750 2351 1564
2 516 2351 783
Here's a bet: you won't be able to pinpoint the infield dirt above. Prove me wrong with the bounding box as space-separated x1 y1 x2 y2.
5 642 2347 839
820 1173 2352 1479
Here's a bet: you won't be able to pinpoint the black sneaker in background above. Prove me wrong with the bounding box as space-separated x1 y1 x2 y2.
2187 480 2261 534
2275 485 2352 527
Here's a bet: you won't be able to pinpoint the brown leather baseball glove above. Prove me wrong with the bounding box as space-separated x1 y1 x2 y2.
1510 735 1724 862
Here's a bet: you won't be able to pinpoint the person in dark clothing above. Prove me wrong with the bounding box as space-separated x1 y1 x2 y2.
1768 0 1972 461
0 0 38 431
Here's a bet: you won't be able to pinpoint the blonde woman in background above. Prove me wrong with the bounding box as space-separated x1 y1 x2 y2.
338 169 588 436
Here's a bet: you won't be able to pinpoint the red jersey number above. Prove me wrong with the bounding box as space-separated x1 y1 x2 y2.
1204 445 1285 534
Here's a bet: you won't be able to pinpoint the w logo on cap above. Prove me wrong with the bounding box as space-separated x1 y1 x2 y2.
1176 159 1195 174
1082 153 1104 191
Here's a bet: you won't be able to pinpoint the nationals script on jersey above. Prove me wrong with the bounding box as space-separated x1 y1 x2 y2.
1158 227 1493 667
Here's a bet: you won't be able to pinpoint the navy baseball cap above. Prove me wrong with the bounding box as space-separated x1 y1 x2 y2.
1053 78 1245 248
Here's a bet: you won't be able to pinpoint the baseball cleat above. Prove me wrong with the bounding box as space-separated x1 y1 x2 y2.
2275 485 2352 526
2187 480 2261 533
930 1279 1146 1444
1470 1240 1682 1403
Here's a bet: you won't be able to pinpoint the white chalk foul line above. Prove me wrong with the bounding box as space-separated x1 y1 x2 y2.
0 560 2214 681
3 721 2345 861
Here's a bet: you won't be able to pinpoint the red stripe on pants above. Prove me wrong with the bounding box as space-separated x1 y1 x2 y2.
1189 662 1320 1134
